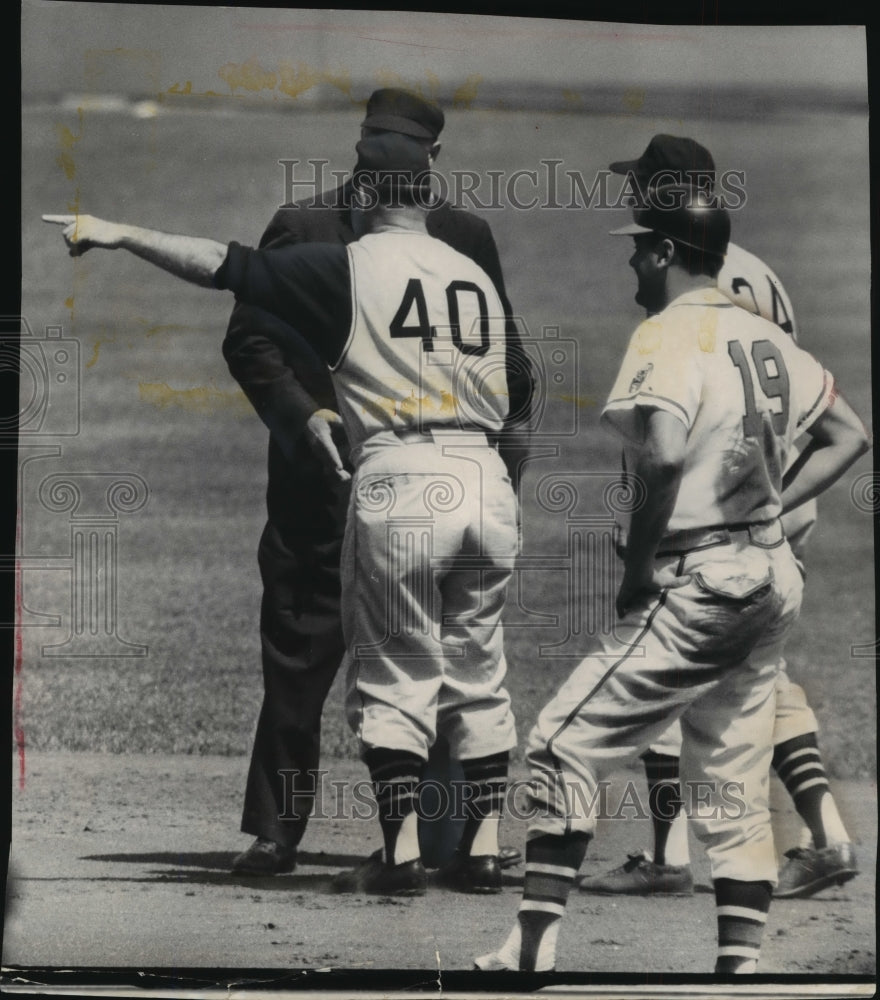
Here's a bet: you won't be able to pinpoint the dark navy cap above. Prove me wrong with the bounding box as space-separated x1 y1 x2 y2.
610 134 716 192
361 88 445 140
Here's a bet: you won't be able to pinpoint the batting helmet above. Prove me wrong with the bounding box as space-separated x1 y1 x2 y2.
610 183 730 256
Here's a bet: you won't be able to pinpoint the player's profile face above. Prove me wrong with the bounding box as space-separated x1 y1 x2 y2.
629 233 667 313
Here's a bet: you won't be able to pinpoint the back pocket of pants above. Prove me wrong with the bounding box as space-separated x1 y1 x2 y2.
692 565 773 602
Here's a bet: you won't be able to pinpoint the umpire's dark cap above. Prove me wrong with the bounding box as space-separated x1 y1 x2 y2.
610 134 715 191
361 88 445 140
354 132 432 190
610 183 730 256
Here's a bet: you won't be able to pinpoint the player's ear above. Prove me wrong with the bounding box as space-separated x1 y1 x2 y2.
429 142 441 165
657 237 676 268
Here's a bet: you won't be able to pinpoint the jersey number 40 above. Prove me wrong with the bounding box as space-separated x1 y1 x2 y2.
390 277 491 356
728 338 791 437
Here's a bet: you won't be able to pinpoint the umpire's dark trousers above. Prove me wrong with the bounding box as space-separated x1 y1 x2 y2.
239 511 346 849
239 445 464 860
239 507 465 863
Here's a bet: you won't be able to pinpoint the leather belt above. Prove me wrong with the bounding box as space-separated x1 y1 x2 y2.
615 519 785 558
392 427 491 447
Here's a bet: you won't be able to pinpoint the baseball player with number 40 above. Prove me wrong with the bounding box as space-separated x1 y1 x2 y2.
44 131 531 900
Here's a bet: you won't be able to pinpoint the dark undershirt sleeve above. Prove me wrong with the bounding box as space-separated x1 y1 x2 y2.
221 204 346 458
215 242 352 367
467 220 535 490
222 303 330 460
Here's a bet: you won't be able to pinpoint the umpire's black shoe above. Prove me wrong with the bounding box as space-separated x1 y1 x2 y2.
435 851 502 894
333 849 427 896
231 837 297 875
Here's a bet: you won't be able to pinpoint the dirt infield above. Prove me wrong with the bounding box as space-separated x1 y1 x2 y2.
3 752 875 980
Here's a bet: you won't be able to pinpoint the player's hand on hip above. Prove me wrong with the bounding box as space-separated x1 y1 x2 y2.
616 565 689 618
305 409 352 485
42 214 122 256
616 574 657 619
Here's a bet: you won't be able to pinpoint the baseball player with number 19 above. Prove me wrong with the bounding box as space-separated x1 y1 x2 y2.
475 184 869 974
44 130 531 899
578 136 859 901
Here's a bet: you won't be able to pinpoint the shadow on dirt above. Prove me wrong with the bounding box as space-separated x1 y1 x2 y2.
73 851 533 893
75 850 379 891
80 850 366 869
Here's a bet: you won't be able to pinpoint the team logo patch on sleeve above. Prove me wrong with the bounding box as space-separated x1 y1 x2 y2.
629 363 653 393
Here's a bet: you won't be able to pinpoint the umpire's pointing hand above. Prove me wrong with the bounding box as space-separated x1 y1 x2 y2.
43 214 121 256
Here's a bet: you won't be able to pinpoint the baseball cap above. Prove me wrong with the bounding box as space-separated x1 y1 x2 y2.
353 132 432 191
361 88 445 140
610 183 730 256
609 134 715 192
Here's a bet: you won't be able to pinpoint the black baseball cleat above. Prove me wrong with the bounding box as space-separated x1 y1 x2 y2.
333 849 427 896
434 851 502 894
774 843 859 899
231 837 297 875
578 850 693 895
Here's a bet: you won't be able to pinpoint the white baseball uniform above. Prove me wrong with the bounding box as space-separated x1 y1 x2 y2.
649 244 819 759
525 287 836 884
721 242 798 341
216 230 521 762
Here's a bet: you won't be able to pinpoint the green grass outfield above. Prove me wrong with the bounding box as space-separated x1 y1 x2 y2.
19 102 874 776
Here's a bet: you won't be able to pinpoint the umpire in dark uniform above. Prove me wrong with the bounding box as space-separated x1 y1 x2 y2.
225 89 529 877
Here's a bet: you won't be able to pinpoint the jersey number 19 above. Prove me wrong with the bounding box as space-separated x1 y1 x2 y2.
728 338 791 437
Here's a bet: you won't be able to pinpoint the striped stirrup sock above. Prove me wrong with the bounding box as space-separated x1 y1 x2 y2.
772 734 832 848
642 750 685 865
714 877 772 973
458 751 509 856
363 748 422 864
514 832 590 971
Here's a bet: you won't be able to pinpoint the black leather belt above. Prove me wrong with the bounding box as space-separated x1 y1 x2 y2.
392 427 491 446
615 519 784 558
